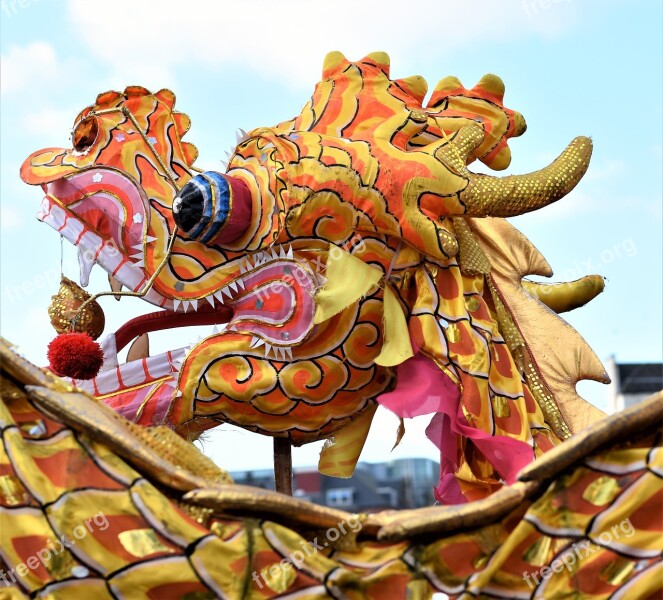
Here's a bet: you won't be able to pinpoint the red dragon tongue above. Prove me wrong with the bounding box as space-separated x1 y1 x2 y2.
113 304 233 353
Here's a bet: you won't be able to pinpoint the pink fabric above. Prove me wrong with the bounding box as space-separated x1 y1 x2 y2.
377 354 534 504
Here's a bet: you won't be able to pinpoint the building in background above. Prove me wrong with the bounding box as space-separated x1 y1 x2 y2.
231 457 440 511
606 357 663 413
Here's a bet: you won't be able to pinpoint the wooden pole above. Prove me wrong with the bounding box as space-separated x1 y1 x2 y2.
273 437 293 495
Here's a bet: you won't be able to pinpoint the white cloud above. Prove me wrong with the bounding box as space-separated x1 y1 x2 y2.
0 41 59 95
66 0 581 88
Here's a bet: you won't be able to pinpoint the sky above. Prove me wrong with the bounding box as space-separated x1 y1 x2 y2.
1 0 661 472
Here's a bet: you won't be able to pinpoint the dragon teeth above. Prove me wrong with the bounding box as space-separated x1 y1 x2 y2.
130 245 145 268
179 299 199 312
77 246 96 288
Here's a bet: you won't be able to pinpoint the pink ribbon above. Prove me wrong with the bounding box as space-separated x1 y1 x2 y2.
377 354 534 504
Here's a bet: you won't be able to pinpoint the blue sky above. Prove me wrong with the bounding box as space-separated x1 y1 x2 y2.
1 0 661 470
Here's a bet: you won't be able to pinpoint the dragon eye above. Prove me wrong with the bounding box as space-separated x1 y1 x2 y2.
72 116 100 154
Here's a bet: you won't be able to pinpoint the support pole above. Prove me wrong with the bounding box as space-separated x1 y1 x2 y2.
273 437 293 496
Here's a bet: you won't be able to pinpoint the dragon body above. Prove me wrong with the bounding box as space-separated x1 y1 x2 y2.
21 52 608 502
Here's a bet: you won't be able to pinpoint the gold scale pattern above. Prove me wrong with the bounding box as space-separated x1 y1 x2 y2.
462 138 592 217
1 344 660 599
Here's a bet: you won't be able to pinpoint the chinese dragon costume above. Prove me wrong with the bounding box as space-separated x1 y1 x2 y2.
20 51 611 504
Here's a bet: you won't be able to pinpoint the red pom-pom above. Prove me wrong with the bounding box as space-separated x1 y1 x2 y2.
47 333 104 380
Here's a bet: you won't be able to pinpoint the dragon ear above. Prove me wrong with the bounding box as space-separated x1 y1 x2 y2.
181 142 199 166
393 75 428 104
428 76 463 106
322 51 348 79
474 73 506 102
95 90 123 108
155 89 176 109
363 51 391 76
173 112 192 137
123 85 151 98
171 108 195 164
489 145 513 171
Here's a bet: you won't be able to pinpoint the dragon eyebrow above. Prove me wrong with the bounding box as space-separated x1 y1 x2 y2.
90 106 183 191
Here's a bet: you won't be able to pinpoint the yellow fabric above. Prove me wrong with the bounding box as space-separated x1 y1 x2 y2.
314 246 382 324
318 404 377 477
374 284 414 367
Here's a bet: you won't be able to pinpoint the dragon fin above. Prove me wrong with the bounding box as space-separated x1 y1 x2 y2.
467 217 609 436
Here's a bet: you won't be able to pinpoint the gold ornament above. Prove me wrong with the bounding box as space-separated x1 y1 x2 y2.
48 276 105 339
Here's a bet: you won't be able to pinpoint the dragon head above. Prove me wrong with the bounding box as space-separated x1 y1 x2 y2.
22 88 199 301
19 82 391 458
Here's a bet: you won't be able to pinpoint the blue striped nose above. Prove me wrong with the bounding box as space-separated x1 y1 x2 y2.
173 171 252 246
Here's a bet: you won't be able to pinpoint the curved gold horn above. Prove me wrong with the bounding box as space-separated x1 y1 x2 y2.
522 275 605 314
461 136 592 217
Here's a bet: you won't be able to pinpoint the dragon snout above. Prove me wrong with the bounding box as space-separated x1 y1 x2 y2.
173 171 253 246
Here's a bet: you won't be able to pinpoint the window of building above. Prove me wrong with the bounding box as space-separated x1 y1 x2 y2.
377 486 398 508
326 487 354 507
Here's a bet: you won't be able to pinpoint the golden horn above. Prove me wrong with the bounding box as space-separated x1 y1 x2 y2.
461 136 592 217
522 275 605 313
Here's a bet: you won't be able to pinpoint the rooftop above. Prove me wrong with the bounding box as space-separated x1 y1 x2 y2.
618 363 663 394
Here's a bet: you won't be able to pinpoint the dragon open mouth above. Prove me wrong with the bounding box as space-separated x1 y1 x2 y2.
38 194 170 306
37 186 321 429
36 190 237 416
